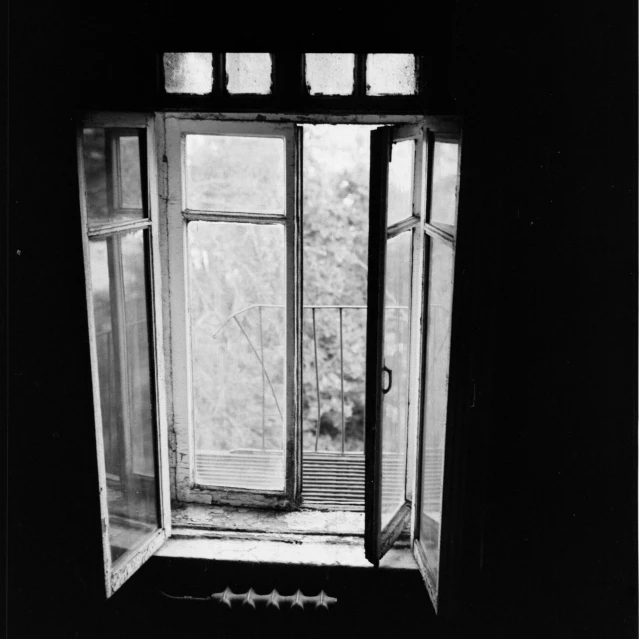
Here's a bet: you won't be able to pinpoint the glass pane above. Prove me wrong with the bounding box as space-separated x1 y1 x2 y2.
163 52 213 94
118 136 143 209
185 134 285 214
89 229 159 565
305 53 355 96
366 54 417 96
226 53 272 94
419 239 455 585
387 140 415 225
83 128 146 227
381 231 412 527
189 222 286 491
430 141 460 226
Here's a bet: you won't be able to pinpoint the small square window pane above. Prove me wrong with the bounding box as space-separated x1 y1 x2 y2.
387 140 415 225
430 141 460 226
366 54 417 96
226 53 272 95
185 134 285 214
164 52 213 95
305 53 355 96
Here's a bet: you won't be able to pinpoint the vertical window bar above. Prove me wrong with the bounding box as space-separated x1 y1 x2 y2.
214 52 224 97
340 307 345 454
259 305 266 450
354 53 366 99
313 307 321 452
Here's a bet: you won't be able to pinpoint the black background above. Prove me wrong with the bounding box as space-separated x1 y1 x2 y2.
5 2 637 638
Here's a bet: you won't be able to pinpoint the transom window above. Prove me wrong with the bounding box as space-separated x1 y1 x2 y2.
162 52 420 98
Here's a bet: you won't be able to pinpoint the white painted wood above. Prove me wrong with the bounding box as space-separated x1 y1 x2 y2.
87 218 151 238
406 128 427 513
183 210 286 224
76 121 113 598
147 115 172 536
163 116 299 507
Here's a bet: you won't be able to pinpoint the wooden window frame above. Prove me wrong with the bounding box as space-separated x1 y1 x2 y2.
76 112 171 597
411 121 463 615
160 116 301 509
77 108 466 615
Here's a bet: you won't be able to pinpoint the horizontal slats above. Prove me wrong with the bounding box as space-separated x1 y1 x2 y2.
302 452 367 511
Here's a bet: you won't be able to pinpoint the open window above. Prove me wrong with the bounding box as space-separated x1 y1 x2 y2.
365 124 426 562
77 113 171 597
77 104 464 613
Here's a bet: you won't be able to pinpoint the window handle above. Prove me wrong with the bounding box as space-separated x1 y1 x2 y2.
382 365 393 394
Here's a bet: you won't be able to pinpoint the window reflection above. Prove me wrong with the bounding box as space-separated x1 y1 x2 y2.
90 230 159 563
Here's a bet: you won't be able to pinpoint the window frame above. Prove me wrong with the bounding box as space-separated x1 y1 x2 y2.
365 123 427 563
76 112 172 597
77 108 467 615
410 121 464 614
159 116 301 508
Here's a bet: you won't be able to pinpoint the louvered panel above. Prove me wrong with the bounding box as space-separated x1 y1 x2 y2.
302 452 366 511
195 450 285 491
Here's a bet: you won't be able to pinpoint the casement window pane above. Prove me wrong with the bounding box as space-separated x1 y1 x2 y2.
388 140 415 226
163 52 213 94
366 54 417 96
188 222 286 492
430 141 460 226
226 53 272 95
305 53 355 96
419 239 455 580
83 128 146 228
89 229 160 564
185 134 285 214
381 231 412 527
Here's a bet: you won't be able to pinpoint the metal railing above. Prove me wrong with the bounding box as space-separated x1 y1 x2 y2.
210 303 407 455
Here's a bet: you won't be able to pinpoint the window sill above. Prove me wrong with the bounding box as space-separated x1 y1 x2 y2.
171 502 365 535
155 529 417 570
160 502 417 570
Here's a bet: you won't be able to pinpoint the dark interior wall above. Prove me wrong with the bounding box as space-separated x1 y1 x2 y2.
6 3 637 638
